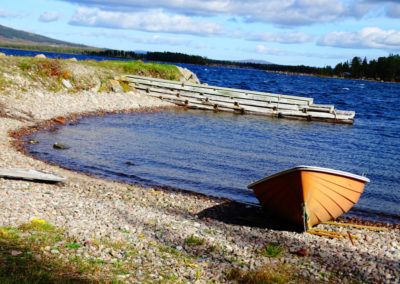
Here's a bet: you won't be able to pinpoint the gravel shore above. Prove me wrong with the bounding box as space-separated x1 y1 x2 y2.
1 69 399 283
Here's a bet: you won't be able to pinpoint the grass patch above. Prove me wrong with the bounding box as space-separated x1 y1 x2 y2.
204 229 217 235
259 242 284 258
64 242 81 249
157 245 182 257
0 220 131 283
0 56 182 94
79 59 181 81
0 227 20 240
226 263 299 284
18 218 56 232
0 230 92 283
185 235 205 246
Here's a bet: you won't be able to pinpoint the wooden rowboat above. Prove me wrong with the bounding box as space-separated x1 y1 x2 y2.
247 166 369 231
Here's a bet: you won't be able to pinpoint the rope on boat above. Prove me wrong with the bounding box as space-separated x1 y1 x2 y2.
307 228 359 241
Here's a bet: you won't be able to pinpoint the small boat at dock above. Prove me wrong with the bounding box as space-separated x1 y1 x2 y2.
248 166 370 231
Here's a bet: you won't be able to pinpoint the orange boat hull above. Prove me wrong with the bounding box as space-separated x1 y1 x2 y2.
248 166 369 230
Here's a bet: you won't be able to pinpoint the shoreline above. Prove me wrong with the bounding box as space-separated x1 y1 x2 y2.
14 113 400 229
1 61 399 282
14 105 400 228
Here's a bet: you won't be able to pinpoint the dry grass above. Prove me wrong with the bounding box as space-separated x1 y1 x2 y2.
226 263 304 284
0 56 181 94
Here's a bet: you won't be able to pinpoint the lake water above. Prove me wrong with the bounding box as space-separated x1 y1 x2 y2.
10 48 399 223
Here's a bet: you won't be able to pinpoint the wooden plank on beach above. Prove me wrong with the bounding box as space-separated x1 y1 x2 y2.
122 75 355 124
0 168 66 183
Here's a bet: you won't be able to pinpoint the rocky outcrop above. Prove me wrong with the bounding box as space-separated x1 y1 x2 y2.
177 66 200 84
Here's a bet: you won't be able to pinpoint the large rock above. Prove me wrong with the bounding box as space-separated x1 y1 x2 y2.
35 54 46 58
0 52 6 56
109 79 123 93
177 66 200 84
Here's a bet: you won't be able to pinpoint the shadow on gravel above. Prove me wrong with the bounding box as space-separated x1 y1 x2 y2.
197 201 303 232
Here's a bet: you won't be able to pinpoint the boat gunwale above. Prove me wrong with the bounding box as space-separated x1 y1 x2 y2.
247 165 370 189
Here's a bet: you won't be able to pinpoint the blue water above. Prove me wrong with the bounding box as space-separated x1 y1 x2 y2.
14 48 399 222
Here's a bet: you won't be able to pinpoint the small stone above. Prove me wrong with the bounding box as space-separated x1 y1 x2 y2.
35 54 46 58
67 57 78 61
53 142 70 150
176 246 183 251
28 139 39 144
51 249 60 254
11 250 22 256
53 116 66 124
297 249 308 256
62 79 72 89
319 252 328 258
45 246 51 251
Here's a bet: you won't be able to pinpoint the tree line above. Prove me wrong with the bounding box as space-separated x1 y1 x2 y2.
2 43 399 83
318 55 400 82
85 50 400 82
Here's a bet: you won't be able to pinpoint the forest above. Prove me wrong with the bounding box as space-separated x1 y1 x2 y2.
318 55 400 82
83 50 400 83
2 43 399 83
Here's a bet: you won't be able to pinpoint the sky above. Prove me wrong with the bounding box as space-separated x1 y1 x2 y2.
1 0 400 67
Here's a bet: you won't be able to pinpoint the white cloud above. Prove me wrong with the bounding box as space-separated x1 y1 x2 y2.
0 8 22 18
256 45 287 56
39 11 63 22
247 32 313 44
69 7 225 36
58 0 350 26
82 30 190 45
318 27 400 50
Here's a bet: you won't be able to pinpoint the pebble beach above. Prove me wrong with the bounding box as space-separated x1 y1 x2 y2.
0 56 399 283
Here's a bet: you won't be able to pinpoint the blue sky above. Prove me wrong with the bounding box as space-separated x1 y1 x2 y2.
1 0 400 66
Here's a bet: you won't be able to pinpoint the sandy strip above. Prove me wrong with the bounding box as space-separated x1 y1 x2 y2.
1 87 399 283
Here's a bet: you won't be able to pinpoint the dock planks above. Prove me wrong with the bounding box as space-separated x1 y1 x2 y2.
122 75 355 124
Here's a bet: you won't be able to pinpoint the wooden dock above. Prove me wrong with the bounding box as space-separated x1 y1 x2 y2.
122 75 355 124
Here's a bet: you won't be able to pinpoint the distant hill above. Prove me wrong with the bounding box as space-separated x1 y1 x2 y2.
0 24 89 48
236 59 274 65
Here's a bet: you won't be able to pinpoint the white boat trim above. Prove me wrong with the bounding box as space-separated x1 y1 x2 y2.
248 165 370 188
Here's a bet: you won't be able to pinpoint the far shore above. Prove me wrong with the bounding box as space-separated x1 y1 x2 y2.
0 55 399 283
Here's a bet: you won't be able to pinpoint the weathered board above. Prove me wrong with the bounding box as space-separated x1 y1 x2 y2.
122 75 355 124
0 168 66 183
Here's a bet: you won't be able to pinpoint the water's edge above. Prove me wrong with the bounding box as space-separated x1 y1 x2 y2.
22 109 400 225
